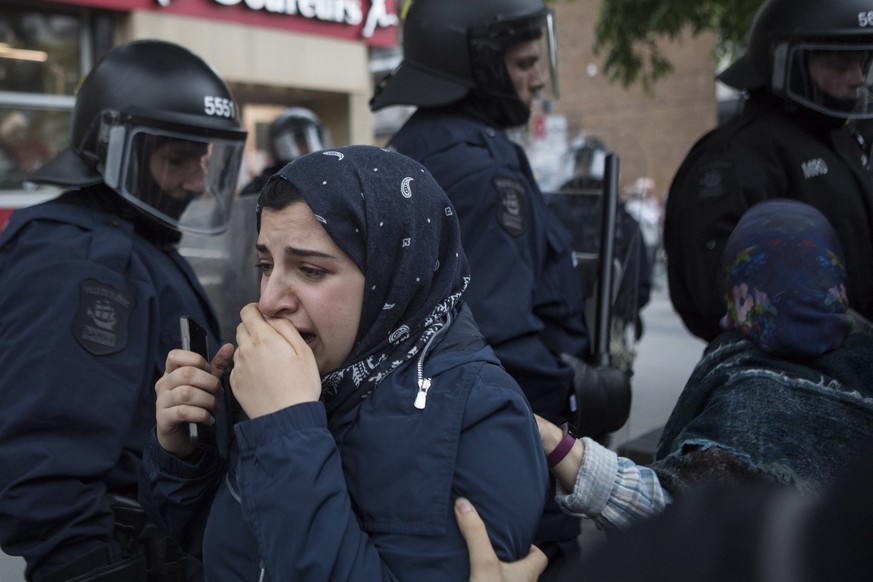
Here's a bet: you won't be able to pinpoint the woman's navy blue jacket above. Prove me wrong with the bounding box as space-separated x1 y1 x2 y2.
141 305 548 581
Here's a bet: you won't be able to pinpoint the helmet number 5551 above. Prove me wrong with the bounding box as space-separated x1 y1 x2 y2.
858 11 873 27
204 96 235 118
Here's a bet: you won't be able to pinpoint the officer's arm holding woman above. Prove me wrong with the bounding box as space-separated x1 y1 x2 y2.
142 146 548 580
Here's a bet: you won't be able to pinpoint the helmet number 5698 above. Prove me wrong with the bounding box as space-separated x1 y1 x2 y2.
858 11 873 27
204 96 235 118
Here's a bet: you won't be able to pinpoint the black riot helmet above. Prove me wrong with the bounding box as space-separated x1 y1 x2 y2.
268 107 329 164
718 0 873 120
28 39 248 234
370 0 559 127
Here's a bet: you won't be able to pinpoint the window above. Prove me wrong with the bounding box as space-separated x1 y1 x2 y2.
0 5 88 195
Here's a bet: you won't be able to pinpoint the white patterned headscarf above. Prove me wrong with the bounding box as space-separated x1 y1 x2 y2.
269 145 469 415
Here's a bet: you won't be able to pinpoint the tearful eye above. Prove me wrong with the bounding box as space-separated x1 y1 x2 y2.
300 266 327 279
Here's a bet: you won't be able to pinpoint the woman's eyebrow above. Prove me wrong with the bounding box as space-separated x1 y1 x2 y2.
255 242 336 259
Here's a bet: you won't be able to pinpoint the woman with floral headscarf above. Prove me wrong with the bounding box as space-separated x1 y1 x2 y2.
141 146 547 580
514 199 873 534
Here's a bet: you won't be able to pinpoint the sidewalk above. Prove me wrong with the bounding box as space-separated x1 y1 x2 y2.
613 270 706 448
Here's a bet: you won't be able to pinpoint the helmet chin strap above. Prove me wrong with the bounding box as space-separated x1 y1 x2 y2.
462 90 531 128
818 91 862 117
495 94 533 128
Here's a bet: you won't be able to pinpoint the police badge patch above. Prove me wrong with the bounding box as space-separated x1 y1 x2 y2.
493 176 528 236
72 279 135 355
694 160 735 202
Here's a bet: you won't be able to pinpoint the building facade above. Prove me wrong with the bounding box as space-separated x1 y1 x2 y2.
530 0 720 202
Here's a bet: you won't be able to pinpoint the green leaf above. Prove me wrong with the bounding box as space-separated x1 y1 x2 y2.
584 0 764 89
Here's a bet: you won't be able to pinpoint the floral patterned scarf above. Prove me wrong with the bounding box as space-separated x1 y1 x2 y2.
719 199 851 359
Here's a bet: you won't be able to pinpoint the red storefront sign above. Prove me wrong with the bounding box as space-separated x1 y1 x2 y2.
49 0 399 48
0 209 13 232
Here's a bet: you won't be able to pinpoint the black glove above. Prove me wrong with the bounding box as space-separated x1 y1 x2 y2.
39 544 147 582
562 354 632 438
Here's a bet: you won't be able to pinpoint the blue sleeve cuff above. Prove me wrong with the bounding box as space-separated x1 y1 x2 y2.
144 428 219 479
234 401 328 450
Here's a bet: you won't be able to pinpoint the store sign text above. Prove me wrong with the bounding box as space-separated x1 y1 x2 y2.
168 0 398 39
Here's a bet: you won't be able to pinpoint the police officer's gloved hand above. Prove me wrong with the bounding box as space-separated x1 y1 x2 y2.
561 354 631 439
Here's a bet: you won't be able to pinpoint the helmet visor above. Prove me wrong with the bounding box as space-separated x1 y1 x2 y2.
271 124 328 163
468 10 559 104
101 117 245 234
778 42 873 119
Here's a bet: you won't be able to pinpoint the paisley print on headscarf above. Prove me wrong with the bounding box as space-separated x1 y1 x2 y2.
274 146 470 414
719 199 850 359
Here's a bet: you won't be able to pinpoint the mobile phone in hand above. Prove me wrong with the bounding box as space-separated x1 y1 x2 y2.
179 315 215 444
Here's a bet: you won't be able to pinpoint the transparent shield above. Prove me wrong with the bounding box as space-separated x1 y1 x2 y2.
271 124 328 163
543 11 559 101
543 189 649 374
113 126 245 234
469 10 559 104
179 193 261 343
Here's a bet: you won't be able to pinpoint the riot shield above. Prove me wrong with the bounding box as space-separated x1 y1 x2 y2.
178 193 261 344
544 160 651 375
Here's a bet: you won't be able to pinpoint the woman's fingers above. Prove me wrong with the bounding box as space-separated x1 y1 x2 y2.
454 498 498 578
231 303 321 418
210 342 236 378
155 350 225 457
454 497 547 582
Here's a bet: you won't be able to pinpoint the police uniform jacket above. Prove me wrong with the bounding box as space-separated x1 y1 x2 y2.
239 162 285 197
387 109 590 424
0 187 220 580
140 304 547 581
665 96 873 341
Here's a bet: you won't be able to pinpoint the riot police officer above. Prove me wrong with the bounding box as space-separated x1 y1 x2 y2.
240 107 329 196
0 40 246 581
370 0 630 577
665 0 873 341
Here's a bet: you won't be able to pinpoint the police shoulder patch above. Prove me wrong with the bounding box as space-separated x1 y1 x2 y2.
691 160 735 202
72 279 136 356
492 175 528 236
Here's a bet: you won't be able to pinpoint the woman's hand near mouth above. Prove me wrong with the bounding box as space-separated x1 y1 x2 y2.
231 303 322 418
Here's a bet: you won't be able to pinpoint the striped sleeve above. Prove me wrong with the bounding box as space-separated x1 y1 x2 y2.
555 437 672 530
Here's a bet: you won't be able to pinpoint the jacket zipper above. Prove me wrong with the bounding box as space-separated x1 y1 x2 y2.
414 311 453 410
414 377 431 409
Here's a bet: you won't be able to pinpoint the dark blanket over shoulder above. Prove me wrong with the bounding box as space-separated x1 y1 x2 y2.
652 330 873 494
